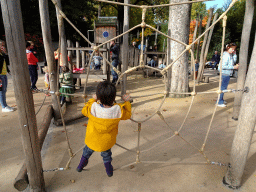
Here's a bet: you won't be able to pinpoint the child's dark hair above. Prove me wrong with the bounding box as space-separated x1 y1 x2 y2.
96 81 116 106
26 41 31 48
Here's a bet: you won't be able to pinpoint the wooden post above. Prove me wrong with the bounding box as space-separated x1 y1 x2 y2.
39 0 61 120
192 14 199 54
223 31 256 189
204 12 219 61
121 0 130 95
82 51 86 69
14 105 53 191
154 24 159 45
1 1 45 191
55 0 68 67
67 40 73 70
166 1 172 96
103 44 107 74
107 43 111 82
130 46 134 67
134 48 139 66
196 16 202 60
76 41 80 68
232 0 254 120
76 41 81 88
197 8 213 82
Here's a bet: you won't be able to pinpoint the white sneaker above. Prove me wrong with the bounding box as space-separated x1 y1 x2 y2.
217 104 227 107
2 106 14 112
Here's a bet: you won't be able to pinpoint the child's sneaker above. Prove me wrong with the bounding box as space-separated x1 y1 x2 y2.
104 162 113 177
76 156 88 172
2 106 14 112
217 104 227 107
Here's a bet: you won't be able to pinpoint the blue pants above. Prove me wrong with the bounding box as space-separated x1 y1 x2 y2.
0 75 7 108
218 75 230 104
111 59 119 83
212 62 218 69
28 65 38 89
82 145 112 163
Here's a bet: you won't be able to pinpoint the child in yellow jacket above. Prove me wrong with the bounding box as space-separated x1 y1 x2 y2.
77 81 131 177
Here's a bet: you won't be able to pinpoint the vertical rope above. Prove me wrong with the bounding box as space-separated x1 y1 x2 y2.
201 15 227 152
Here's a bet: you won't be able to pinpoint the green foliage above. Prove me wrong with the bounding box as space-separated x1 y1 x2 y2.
191 2 207 20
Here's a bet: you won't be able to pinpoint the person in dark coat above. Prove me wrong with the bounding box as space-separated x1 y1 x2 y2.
211 51 220 70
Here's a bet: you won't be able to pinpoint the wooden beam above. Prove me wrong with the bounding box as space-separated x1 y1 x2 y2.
121 0 130 95
1 1 45 190
39 0 61 120
55 0 68 67
67 47 107 51
14 105 53 191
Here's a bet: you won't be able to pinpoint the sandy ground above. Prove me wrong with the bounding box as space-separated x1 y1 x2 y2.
1 68 256 192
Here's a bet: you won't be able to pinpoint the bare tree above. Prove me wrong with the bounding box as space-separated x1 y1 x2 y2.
232 0 255 120
223 30 256 189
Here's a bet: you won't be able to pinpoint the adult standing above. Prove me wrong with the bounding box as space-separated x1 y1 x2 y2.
211 50 220 70
26 41 39 92
0 40 14 112
218 43 239 107
110 40 119 84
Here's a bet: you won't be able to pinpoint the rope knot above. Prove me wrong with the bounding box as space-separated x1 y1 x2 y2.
216 90 222 94
174 131 179 136
191 92 196 96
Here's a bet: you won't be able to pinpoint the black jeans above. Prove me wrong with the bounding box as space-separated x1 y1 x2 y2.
28 65 38 89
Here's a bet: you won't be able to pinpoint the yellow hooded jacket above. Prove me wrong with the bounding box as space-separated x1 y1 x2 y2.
82 98 132 152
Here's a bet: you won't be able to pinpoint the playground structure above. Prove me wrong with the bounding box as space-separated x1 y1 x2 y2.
1 0 255 191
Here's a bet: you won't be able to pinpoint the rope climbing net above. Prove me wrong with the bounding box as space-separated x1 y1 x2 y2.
42 0 243 172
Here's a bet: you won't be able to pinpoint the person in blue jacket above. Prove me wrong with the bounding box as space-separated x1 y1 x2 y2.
218 43 239 107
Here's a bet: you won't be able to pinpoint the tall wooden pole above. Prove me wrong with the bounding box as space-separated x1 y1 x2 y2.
67 40 73 70
1 0 45 191
196 16 202 60
121 0 130 95
55 0 68 67
197 8 213 82
232 0 254 120
39 0 61 120
204 12 219 61
224 31 256 189
166 0 172 96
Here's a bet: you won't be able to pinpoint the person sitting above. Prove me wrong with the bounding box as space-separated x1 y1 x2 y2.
211 51 220 70
148 56 158 67
92 52 102 70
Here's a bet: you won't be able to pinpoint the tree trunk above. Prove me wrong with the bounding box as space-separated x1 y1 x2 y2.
121 0 130 95
55 0 68 67
197 8 213 82
191 14 199 79
1 0 45 191
196 17 202 60
39 0 61 120
204 12 219 61
191 14 199 54
232 0 254 120
223 31 256 189
67 40 73 70
166 2 172 96
170 0 191 97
